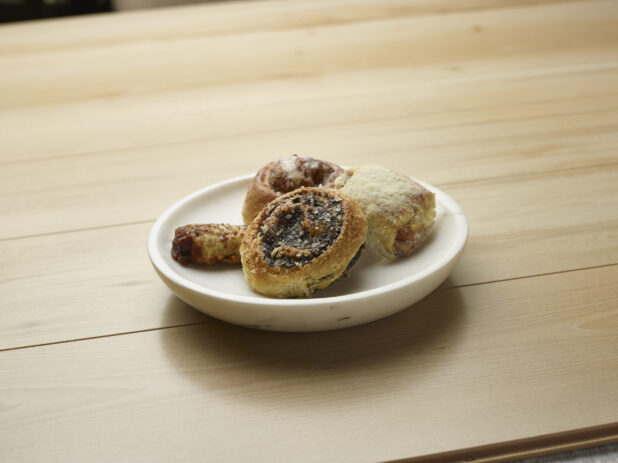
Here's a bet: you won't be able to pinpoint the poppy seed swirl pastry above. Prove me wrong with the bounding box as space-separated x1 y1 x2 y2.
172 224 246 265
334 165 436 260
241 155 344 224
240 187 367 298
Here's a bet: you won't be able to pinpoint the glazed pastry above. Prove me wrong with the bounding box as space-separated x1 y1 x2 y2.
240 187 367 298
241 155 344 224
334 165 436 259
172 224 246 265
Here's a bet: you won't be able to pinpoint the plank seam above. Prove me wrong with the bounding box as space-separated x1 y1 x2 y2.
442 262 618 290
0 321 211 353
1 262 615 353
2 98 617 168
1 159 617 242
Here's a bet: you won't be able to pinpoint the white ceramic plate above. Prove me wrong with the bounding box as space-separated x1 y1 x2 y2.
148 174 468 332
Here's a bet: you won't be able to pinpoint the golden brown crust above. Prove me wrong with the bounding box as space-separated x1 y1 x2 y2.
241 155 344 224
240 187 367 298
172 224 246 265
334 165 436 259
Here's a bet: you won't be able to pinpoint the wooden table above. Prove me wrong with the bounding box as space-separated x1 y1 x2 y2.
1 1 617 461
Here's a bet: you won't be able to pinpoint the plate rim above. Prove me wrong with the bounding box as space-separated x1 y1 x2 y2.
147 173 468 306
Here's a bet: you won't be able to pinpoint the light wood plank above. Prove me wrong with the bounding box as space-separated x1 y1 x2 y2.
1 88 617 238
0 222 210 351
1 166 616 350
0 0 590 56
1 0 616 110
1 61 617 164
0 266 616 462
1 0 617 162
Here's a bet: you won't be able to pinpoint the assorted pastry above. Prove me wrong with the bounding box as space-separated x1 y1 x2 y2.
171 155 436 298
172 224 246 265
241 155 343 224
241 187 366 298
334 165 436 259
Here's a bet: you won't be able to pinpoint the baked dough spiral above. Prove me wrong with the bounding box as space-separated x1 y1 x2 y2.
241 155 344 224
172 224 246 265
334 165 436 259
240 187 367 298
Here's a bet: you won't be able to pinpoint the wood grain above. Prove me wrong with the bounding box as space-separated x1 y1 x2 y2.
0 266 616 462
1 166 617 350
1 0 617 163
2 0 616 110
1 0 617 461
1 84 617 239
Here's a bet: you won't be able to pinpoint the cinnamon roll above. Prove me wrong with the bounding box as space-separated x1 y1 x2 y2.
240 187 367 298
172 224 246 265
241 155 344 224
334 165 436 259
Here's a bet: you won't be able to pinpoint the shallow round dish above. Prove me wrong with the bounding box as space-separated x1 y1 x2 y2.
148 174 468 332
